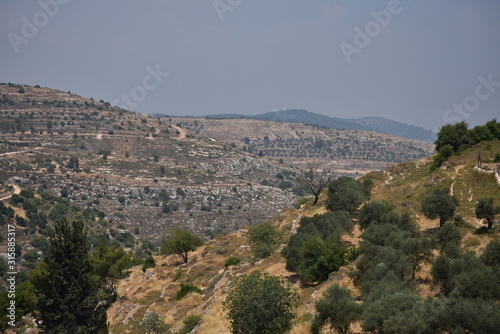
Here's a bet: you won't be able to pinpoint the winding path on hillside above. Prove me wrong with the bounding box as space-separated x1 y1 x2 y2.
449 165 465 196
170 124 187 139
0 184 21 201
0 147 42 157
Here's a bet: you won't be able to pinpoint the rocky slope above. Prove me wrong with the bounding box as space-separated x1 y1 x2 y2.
0 83 299 242
169 117 434 175
106 140 500 333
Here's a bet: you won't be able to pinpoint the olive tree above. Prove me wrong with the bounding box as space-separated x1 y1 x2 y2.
312 284 361 334
480 240 500 267
248 221 281 260
421 189 458 228
223 272 300 334
475 197 499 230
160 228 204 263
138 311 168 334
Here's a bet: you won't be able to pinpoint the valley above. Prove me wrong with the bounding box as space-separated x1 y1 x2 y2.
0 83 433 244
169 117 433 174
2 83 498 334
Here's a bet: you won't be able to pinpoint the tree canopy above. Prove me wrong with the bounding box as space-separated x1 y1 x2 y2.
138 311 169 334
30 220 108 333
161 228 204 263
283 212 354 283
248 221 282 260
223 272 300 334
326 177 371 214
421 189 458 228
432 119 500 169
312 284 361 334
475 197 499 230
435 119 500 153
358 201 389 230
91 243 132 296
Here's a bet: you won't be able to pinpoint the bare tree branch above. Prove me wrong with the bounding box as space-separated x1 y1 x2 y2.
299 163 333 205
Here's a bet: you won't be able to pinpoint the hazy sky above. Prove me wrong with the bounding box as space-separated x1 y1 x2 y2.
1 1 499 132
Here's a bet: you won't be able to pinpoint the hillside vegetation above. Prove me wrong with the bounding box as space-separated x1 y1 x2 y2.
104 139 499 333
202 109 436 142
0 83 302 243
1 83 499 333
169 117 433 175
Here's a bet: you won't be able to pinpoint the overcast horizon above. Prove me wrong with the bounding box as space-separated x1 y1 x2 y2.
1 1 500 132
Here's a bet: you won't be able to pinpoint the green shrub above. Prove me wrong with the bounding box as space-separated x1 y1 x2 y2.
178 315 202 334
295 197 310 209
15 215 27 227
19 189 34 198
172 268 182 282
474 226 490 235
224 257 241 268
138 311 169 334
248 222 281 260
10 194 24 205
176 282 202 300
215 247 228 255
464 237 480 248
142 255 156 272
31 236 50 253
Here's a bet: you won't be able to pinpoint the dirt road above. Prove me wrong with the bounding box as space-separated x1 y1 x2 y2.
0 147 41 157
0 184 21 201
170 124 187 139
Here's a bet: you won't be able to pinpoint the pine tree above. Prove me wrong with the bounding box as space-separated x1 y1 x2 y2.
30 221 108 333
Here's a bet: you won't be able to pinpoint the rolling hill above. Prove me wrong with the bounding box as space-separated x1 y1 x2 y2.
202 109 436 142
169 116 434 174
0 83 300 244
104 140 500 333
2 83 498 333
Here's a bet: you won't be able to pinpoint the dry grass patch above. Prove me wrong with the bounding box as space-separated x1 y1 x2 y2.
195 300 231 334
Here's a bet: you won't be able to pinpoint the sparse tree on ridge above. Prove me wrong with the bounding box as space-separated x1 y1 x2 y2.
300 163 333 205
434 121 470 153
421 189 458 228
160 228 204 263
475 197 499 230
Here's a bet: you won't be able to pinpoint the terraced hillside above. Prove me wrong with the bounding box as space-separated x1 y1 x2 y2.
106 140 500 333
0 83 299 242
1 83 499 333
368 139 500 230
0 82 435 245
169 117 434 174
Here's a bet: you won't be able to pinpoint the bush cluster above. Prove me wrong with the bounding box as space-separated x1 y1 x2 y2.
432 119 500 170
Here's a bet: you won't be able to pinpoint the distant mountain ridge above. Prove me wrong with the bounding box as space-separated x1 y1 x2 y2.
204 109 436 142
349 116 436 143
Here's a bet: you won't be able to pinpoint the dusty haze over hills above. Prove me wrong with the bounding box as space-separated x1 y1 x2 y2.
1 1 500 131
1 2 500 332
